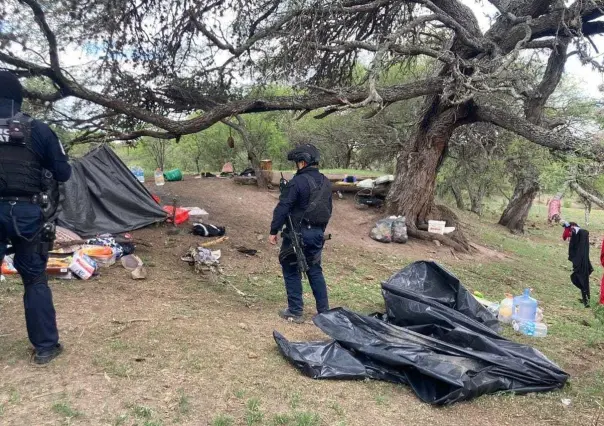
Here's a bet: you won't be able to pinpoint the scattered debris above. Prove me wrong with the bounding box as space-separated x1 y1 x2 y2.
561 398 572 407
182 247 222 274
236 246 257 256
184 207 210 222
121 255 143 271
111 318 151 325
200 236 229 248
238 323 249 330
434 240 441 247
248 352 259 359
131 265 147 280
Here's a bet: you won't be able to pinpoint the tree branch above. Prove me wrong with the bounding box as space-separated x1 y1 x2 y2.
525 39 556 49
570 181 604 209
18 0 61 73
474 103 604 159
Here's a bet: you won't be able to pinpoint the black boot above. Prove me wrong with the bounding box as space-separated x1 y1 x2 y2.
279 309 304 324
33 343 63 365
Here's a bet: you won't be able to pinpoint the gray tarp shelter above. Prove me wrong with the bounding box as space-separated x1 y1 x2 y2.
57 145 167 237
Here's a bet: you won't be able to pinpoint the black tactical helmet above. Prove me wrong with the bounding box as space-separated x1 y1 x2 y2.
287 143 320 165
0 70 23 104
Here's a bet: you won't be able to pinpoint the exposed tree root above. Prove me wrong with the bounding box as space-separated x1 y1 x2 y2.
408 227 470 253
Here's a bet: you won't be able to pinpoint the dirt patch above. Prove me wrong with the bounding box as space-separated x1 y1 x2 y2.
152 177 507 264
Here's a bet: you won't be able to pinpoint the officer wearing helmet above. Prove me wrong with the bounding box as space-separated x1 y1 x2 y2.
269 143 332 323
0 70 71 364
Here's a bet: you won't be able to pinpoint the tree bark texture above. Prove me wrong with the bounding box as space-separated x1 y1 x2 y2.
498 177 539 233
386 104 470 251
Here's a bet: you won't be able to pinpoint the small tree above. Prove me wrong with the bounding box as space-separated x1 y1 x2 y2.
142 138 170 170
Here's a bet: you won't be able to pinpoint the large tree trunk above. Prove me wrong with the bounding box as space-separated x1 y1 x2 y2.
386 105 471 252
498 177 539 233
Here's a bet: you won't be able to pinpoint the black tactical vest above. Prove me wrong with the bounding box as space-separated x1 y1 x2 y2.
0 113 44 196
299 173 332 226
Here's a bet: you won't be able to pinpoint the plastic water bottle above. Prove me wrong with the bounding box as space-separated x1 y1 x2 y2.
154 168 165 186
512 288 538 323
513 320 548 337
498 294 514 323
134 167 145 183
533 322 548 337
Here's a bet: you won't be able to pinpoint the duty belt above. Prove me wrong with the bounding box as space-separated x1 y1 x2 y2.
0 195 42 204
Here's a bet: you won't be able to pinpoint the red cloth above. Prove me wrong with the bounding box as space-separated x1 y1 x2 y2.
600 239 604 305
563 227 572 241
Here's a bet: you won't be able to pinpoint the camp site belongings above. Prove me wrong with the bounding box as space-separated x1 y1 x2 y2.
192 223 226 237
369 216 407 243
57 145 167 237
274 261 568 405
181 247 222 274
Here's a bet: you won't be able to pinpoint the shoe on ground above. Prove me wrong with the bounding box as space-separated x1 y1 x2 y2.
279 309 304 324
33 344 63 365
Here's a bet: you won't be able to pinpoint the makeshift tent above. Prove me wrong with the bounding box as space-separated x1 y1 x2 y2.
57 145 167 237
275 261 568 405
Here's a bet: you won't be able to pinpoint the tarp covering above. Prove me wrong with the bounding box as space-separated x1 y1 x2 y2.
274 261 569 405
57 145 167 237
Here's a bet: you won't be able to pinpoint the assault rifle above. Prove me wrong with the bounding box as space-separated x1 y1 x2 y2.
279 173 309 275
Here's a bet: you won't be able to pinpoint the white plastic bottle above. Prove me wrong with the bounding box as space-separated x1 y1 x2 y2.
533 322 548 337
135 167 145 183
154 168 165 186
498 294 513 323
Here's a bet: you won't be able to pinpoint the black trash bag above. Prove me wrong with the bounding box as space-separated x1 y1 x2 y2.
274 261 569 405
382 261 500 333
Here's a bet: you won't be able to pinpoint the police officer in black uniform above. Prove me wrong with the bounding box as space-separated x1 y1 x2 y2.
0 70 72 364
269 144 332 323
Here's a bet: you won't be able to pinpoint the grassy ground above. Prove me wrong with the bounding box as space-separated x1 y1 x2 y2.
1 180 604 425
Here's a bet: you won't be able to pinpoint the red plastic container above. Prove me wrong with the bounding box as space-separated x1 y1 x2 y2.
163 206 189 225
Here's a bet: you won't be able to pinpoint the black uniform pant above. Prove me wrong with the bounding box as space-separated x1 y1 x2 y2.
571 269 591 304
0 202 58 351
279 226 329 315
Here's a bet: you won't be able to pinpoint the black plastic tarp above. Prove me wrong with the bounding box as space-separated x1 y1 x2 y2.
274 261 568 405
57 145 167 237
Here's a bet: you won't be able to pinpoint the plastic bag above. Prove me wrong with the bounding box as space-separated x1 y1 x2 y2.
392 216 407 244
274 261 568 405
370 216 407 244
370 218 394 243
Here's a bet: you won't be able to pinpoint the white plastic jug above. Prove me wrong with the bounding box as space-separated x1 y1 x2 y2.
512 289 538 323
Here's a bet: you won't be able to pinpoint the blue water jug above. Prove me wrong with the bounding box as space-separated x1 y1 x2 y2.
512 289 538 322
